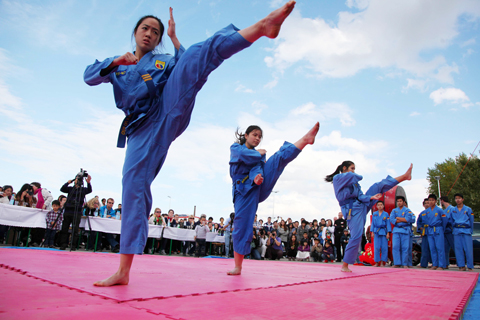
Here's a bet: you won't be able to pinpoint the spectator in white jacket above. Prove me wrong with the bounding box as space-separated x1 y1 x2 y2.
31 182 53 210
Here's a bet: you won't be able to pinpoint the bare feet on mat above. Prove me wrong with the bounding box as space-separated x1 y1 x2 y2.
227 267 242 276
341 263 352 272
436 267 444 271
263 0 296 39
94 271 129 287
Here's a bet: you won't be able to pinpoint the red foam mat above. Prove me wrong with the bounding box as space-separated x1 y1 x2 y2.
0 248 477 319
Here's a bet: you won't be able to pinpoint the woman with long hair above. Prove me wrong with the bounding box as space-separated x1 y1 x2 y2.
228 122 319 275
325 161 412 272
85 2 298 286
14 184 36 208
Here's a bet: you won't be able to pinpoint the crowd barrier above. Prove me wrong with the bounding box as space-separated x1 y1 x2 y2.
0 203 225 243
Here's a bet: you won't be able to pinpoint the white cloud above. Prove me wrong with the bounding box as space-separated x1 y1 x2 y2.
290 102 356 127
409 111 420 117
252 101 268 115
429 87 470 105
269 0 286 8
265 0 480 82
461 38 476 47
235 84 254 94
264 76 279 89
403 79 428 92
463 48 474 57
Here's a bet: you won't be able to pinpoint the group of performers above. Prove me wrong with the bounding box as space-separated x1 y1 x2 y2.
369 194 474 271
82 1 473 286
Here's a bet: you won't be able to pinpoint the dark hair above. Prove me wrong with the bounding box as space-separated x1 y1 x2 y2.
427 194 437 201
58 195 67 201
440 196 449 202
3 185 12 191
423 198 428 205
132 15 165 51
396 196 406 202
230 212 235 221
31 182 41 188
52 200 61 206
235 125 263 145
377 200 384 205
325 161 354 183
454 193 464 199
15 183 35 206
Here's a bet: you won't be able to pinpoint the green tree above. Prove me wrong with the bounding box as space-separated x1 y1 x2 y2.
427 153 479 221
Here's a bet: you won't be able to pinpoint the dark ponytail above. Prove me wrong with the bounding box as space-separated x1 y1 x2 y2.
325 160 354 183
235 125 263 145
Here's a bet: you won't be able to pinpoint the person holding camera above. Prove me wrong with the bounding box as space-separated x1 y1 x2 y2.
59 174 92 250
266 230 283 260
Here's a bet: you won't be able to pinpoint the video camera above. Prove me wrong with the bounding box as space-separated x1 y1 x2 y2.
74 168 88 182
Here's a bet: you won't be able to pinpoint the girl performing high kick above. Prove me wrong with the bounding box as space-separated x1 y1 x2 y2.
228 122 320 275
325 161 413 272
84 1 297 286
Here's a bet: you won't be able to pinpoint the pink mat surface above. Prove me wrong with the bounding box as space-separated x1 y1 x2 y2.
0 248 477 319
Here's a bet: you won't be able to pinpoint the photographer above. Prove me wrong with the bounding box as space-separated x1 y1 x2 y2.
59 173 92 250
266 230 283 260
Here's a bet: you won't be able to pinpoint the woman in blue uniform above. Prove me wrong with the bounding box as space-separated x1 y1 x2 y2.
325 161 412 272
84 2 298 286
228 122 320 275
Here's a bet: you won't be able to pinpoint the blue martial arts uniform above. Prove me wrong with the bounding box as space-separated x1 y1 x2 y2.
451 205 474 269
84 25 251 254
407 213 415 266
425 206 447 268
333 173 398 265
390 207 414 266
371 210 391 263
230 142 301 255
416 209 432 268
443 205 455 266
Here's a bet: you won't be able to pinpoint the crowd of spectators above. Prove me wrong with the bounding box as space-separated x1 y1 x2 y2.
0 181 352 263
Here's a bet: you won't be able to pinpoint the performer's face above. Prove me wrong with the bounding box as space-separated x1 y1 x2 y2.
377 202 384 211
135 18 161 53
344 164 355 173
245 129 262 149
455 196 463 205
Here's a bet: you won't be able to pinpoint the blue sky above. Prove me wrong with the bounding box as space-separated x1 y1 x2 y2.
0 0 479 223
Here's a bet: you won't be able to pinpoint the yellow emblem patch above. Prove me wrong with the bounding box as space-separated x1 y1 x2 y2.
155 60 165 70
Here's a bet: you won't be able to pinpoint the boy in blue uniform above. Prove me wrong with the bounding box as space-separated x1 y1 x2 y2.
86 2 299 287
416 198 432 268
390 196 414 268
440 196 455 268
371 201 391 267
451 193 474 271
425 194 447 270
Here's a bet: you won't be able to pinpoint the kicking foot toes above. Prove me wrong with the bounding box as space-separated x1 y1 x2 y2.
304 122 320 145
263 0 296 39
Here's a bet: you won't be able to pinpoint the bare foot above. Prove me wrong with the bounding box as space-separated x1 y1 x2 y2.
459 267 466 271
436 267 444 271
431 266 438 270
341 266 352 272
227 267 242 276
93 271 129 287
467 268 473 271
294 122 320 150
341 263 352 272
392 265 400 268
262 0 296 39
404 163 413 181
374 263 380 267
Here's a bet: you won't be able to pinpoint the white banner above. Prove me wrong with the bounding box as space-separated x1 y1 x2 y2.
0 203 47 228
0 204 224 243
